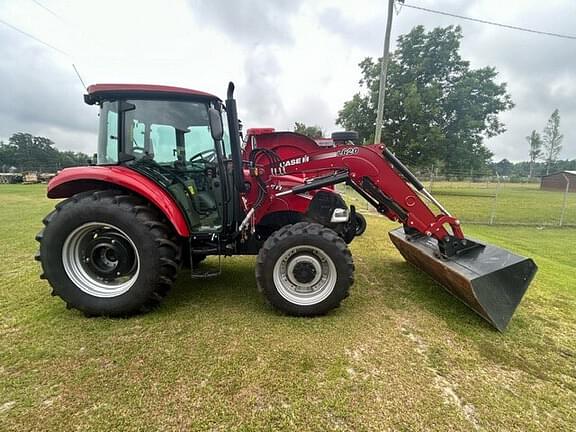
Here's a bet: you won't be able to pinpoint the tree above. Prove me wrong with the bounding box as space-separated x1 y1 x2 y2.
526 130 542 178
293 122 323 139
542 109 563 175
0 132 89 172
337 26 513 170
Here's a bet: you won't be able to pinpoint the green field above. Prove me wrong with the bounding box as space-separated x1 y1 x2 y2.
340 181 576 226
1 184 575 431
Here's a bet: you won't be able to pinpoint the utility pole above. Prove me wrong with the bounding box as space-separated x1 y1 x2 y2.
374 0 396 144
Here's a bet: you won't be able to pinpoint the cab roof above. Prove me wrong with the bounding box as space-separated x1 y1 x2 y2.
84 83 220 105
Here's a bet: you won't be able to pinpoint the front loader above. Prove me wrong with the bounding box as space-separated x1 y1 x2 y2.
35 82 537 331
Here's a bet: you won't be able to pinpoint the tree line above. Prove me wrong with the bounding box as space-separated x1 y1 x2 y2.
492 158 575 179
0 132 89 173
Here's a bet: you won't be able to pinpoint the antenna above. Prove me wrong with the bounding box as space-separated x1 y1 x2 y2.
72 63 87 91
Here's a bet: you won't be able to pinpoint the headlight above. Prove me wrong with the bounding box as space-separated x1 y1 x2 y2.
330 208 349 223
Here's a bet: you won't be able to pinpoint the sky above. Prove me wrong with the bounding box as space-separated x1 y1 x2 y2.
0 0 575 162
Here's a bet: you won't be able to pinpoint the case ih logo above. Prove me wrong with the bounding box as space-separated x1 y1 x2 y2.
279 155 310 168
271 155 310 175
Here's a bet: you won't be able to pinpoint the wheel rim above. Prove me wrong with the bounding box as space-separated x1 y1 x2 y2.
273 245 337 306
62 222 140 298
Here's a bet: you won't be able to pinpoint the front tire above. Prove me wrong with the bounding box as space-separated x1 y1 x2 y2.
354 212 367 236
35 190 182 316
256 222 354 316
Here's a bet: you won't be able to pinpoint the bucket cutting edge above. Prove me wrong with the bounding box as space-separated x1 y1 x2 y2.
389 228 538 331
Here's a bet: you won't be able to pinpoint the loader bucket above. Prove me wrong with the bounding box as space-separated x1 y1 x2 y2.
389 228 537 331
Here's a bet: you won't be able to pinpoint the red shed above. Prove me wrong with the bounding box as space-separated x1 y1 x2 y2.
540 171 576 192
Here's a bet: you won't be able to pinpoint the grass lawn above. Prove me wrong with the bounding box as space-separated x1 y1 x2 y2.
1 184 575 431
340 181 576 226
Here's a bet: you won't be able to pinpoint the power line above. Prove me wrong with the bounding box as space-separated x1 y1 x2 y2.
0 17 69 56
402 3 576 41
30 0 64 22
0 16 91 91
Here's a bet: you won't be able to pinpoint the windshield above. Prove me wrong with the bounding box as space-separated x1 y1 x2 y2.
97 99 217 165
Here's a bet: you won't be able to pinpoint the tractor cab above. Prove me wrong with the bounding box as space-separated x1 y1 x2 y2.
85 84 236 234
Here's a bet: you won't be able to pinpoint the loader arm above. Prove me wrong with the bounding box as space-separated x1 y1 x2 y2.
259 143 469 257
252 143 537 331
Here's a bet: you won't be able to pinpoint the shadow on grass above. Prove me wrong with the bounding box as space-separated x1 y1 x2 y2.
362 254 496 334
164 256 264 313
366 258 576 388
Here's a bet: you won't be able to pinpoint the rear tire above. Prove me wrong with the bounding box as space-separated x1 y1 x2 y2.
256 222 354 316
35 190 182 316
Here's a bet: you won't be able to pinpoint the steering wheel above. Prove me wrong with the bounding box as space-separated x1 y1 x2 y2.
189 149 217 165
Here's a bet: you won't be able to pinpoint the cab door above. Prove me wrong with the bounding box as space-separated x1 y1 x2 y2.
124 99 225 233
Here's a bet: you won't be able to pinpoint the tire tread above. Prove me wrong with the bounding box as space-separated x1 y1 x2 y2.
255 222 354 316
36 189 182 316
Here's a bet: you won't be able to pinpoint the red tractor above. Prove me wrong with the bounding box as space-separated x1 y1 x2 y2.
36 82 537 330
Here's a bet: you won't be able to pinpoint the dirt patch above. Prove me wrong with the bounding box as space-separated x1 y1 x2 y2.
400 323 480 430
0 401 16 413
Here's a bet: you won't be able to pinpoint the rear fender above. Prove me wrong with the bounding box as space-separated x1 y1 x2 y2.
47 166 190 237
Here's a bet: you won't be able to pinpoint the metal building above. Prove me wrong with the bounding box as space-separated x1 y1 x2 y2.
540 171 576 192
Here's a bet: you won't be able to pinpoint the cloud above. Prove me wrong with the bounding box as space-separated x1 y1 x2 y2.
0 27 97 152
285 96 335 135
186 0 307 130
188 0 303 46
1 0 574 161
239 47 285 126
317 7 385 52
458 2 576 160
317 1 471 52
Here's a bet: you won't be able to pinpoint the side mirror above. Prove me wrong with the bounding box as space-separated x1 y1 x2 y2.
208 108 224 141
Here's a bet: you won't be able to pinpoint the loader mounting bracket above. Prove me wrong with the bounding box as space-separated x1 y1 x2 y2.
438 235 484 258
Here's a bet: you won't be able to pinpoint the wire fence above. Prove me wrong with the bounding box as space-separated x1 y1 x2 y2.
338 169 576 228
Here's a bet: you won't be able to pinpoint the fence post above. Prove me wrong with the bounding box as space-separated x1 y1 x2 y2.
559 174 571 227
429 164 435 192
489 173 501 225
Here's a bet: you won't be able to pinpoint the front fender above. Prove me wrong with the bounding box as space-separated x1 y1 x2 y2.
47 166 190 237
